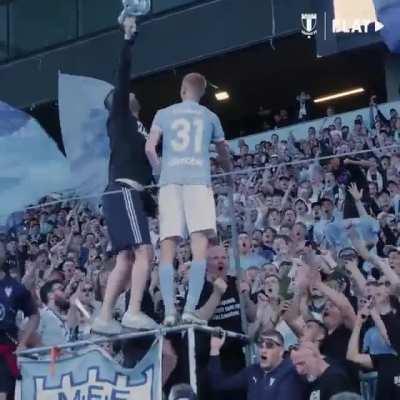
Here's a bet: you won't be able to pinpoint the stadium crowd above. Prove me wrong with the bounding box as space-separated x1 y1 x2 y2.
1 94 400 400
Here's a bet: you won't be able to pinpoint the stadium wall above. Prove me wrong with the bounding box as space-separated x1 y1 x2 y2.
0 0 310 108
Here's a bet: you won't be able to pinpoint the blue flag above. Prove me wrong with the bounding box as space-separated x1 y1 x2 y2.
0 100 71 222
58 73 113 199
19 340 162 400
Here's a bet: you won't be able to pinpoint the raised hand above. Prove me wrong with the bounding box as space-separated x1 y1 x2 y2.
255 195 268 215
122 16 137 39
343 258 358 274
348 183 363 202
210 331 226 354
213 278 228 296
293 262 310 293
239 280 250 295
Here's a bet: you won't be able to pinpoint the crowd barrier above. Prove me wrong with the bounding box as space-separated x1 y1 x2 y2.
360 371 378 400
18 325 380 400
18 325 248 399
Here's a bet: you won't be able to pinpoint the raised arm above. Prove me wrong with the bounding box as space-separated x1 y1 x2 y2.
18 313 39 352
110 17 137 116
208 334 248 391
343 158 375 169
370 308 390 345
369 255 400 292
347 183 368 217
312 271 356 329
280 180 295 211
17 289 40 352
346 310 373 369
197 278 226 321
369 96 377 130
351 231 400 290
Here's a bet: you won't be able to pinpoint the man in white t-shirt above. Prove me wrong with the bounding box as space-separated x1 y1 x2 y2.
38 280 70 346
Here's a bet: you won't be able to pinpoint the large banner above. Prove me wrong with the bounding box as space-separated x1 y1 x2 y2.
0 100 71 222
19 341 162 400
58 73 113 199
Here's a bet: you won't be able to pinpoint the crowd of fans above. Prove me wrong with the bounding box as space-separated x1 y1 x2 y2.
1 95 400 400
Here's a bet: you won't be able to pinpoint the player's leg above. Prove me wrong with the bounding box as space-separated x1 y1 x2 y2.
122 244 158 330
158 185 186 325
93 250 131 334
182 185 217 324
159 237 179 325
183 231 208 321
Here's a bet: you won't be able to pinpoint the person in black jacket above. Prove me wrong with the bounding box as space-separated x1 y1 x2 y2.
208 330 307 400
92 16 158 335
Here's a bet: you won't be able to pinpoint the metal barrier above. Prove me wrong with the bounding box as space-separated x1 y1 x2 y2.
18 324 249 395
360 371 378 400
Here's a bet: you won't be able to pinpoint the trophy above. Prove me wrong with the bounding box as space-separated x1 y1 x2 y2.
118 0 151 24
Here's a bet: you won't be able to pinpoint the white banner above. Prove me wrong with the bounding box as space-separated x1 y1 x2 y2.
19 340 162 400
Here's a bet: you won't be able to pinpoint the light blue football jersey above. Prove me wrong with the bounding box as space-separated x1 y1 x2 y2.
151 100 225 185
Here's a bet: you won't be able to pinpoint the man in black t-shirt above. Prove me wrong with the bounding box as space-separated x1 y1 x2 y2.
197 245 243 335
194 245 246 400
291 341 355 400
91 16 157 335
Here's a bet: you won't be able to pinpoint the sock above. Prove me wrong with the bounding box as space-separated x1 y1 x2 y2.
159 264 176 316
185 260 207 313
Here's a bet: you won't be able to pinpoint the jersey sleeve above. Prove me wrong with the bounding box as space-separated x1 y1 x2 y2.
151 110 164 134
211 112 225 143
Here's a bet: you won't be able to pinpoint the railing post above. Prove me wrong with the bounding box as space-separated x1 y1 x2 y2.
187 326 197 394
157 333 164 400
227 182 251 364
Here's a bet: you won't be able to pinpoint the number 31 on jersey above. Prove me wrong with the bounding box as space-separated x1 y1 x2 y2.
170 118 204 154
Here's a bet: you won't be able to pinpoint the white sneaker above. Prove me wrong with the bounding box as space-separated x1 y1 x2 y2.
121 312 159 331
91 317 122 336
181 312 207 326
163 314 178 327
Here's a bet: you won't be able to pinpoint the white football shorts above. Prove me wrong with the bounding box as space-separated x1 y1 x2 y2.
159 184 217 241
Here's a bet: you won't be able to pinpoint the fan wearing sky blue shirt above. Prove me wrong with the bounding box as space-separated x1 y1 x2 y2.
146 73 232 326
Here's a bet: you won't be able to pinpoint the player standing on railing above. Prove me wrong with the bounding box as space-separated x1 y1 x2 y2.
146 73 232 326
91 16 158 335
